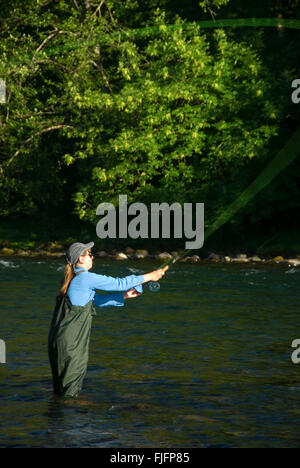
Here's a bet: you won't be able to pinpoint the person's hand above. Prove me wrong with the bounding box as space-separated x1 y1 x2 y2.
124 288 142 300
150 265 169 282
141 266 169 284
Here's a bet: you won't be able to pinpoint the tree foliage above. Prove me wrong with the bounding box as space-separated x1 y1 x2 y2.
0 0 299 232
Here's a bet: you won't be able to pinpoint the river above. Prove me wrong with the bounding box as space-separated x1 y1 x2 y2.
0 257 299 447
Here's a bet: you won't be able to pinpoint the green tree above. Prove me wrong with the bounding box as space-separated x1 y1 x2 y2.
71 17 281 223
0 0 297 235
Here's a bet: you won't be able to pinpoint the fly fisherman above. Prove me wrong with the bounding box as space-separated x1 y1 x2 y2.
48 242 168 399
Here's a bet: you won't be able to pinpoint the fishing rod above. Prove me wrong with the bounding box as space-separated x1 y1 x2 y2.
148 231 209 292
148 249 193 292
148 125 300 292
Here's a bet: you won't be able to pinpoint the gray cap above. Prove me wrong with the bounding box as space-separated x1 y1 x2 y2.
65 242 94 271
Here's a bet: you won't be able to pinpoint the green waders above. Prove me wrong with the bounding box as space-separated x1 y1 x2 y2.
48 295 96 398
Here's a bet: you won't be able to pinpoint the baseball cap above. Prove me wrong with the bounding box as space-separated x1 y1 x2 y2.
65 242 94 271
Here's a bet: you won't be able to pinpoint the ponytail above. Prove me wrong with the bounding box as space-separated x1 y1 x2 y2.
59 249 89 297
59 263 76 297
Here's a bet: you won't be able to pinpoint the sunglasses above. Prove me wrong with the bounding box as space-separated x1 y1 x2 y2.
85 252 94 258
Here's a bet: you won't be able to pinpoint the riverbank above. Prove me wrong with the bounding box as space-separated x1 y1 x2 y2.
0 243 299 267
0 217 299 266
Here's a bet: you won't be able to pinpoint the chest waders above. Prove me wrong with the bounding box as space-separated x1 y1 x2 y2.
48 294 96 398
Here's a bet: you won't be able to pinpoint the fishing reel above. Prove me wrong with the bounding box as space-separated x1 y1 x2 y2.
148 281 161 292
148 255 179 292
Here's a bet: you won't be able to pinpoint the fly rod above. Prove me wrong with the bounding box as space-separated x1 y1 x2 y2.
148 125 300 291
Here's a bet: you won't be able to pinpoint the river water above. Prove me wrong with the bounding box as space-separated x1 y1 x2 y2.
0 257 299 448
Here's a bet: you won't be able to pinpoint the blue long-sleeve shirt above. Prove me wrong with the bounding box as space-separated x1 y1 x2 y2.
67 267 145 307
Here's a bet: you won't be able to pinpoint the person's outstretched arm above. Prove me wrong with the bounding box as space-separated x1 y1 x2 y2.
88 266 168 292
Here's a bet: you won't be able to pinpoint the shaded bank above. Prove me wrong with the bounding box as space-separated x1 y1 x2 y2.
0 216 299 262
0 246 299 268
